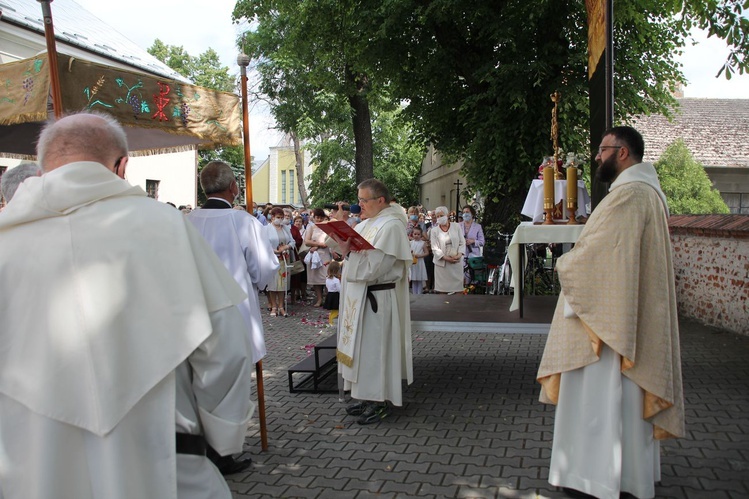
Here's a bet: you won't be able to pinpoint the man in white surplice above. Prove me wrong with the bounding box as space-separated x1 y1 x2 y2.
187 160 279 473
537 126 684 499
329 179 413 425
0 112 254 499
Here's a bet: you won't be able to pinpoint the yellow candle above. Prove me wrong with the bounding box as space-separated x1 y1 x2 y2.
567 166 578 205
543 166 554 209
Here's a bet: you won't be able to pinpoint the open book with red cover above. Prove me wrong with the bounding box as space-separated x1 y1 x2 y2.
315 219 375 251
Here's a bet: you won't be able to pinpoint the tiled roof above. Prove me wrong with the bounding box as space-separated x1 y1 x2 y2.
0 0 190 83
669 214 749 238
632 98 749 168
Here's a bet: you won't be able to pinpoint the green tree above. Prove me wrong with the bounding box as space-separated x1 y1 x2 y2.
234 0 394 184
306 104 424 207
654 139 730 214
148 40 235 92
234 0 747 230
148 40 246 206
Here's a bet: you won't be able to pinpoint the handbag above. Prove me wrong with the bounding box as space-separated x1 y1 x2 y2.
290 259 305 275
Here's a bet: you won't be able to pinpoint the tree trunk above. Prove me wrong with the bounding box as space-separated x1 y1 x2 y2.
345 65 374 184
291 132 309 207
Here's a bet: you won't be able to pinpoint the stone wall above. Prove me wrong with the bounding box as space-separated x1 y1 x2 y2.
671 221 748 336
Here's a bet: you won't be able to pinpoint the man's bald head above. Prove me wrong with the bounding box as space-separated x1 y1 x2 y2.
36 111 129 174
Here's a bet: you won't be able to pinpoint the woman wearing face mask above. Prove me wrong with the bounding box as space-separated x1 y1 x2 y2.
406 206 419 237
429 205 466 294
304 208 333 307
459 205 484 258
263 207 296 316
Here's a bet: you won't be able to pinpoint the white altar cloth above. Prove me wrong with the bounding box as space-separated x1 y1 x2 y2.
509 222 585 313
521 179 591 223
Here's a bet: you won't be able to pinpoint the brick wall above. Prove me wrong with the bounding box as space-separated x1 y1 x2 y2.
671 232 748 336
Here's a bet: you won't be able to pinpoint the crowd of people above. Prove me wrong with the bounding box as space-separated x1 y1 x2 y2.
0 112 683 499
202 196 489 310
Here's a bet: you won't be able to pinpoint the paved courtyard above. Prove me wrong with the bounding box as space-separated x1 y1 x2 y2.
227 299 749 498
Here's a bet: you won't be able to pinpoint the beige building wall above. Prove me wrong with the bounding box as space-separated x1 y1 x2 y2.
419 144 466 212
252 159 271 204
252 144 313 206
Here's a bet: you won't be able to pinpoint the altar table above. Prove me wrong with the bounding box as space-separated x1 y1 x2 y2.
509 222 585 317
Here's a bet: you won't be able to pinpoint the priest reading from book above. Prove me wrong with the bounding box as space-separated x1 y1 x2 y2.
325 180 413 425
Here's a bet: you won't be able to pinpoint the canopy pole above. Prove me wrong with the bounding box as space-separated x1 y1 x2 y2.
237 53 267 451
237 54 253 210
37 0 63 119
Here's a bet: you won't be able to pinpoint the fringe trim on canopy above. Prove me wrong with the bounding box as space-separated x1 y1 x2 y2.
0 112 49 127
0 152 37 160
128 144 198 157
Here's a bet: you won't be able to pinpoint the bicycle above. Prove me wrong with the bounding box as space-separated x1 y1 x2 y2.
484 231 513 295
523 242 559 295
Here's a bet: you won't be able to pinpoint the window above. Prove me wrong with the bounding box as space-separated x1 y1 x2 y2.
289 169 295 205
146 179 160 199
723 192 749 215
281 170 287 204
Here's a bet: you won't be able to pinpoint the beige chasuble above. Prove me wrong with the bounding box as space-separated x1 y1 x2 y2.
537 163 685 440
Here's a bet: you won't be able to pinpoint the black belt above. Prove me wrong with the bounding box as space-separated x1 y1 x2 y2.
366 283 396 313
176 432 207 456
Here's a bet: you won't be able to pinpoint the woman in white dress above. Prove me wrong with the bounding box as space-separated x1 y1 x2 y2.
263 207 295 316
430 205 466 293
304 208 333 306
409 226 428 294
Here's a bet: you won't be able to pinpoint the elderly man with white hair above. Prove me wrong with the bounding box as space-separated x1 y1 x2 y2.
0 111 254 499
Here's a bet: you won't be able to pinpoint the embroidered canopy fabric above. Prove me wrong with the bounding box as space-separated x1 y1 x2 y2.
0 53 242 158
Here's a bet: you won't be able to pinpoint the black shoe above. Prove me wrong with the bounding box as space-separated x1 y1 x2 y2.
345 400 371 416
561 487 596 498
357 403 390 425
216 456 253 476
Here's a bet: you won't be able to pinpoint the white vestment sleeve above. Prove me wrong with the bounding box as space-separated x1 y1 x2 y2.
346 250 398 283
189 306 254 456
246 219 278 291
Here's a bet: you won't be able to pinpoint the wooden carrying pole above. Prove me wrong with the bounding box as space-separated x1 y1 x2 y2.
237 54 253 210
37 0 63 119
237 54 268 452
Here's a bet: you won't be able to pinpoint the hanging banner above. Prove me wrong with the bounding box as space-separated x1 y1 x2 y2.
586 0 606 80
0 53 242 156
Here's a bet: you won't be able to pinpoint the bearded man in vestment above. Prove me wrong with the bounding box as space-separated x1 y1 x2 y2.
187 160 279 474
329 179 413 425
0 112 255 499
537 126 684 499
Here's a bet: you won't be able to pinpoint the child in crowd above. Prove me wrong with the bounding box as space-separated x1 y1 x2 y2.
324 260 341 324
409 227 428 294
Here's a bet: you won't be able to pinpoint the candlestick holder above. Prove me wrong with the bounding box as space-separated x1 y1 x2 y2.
567 200 578 225
544 201 555 225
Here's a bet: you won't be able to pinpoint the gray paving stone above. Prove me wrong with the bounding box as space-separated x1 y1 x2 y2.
443 473 481 487
225 311 749 498
282 485 325 497
456 485 495 498
414 482 460 496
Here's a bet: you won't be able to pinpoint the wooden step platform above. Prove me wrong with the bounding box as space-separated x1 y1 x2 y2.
287 334 338 393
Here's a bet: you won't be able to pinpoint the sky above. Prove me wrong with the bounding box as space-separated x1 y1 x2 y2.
73 0 749 160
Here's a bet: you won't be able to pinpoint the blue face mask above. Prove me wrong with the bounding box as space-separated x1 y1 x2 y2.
462 213 472 222
354 217 361 223
410 215 418 222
